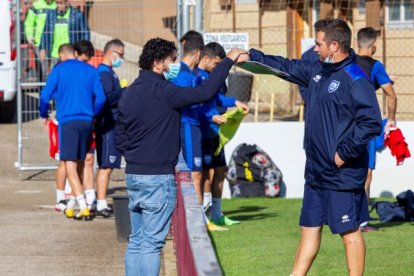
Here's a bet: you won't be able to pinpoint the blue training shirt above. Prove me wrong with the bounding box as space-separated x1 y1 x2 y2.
39 59 106 124
170 62 200 125
371 61 392 87
196 67 236 138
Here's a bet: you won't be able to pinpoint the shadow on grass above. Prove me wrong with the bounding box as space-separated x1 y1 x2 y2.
372 221 413 229
230 212 278 222
224 205 268 216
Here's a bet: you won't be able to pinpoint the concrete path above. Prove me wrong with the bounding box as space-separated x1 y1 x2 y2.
0 121 177 276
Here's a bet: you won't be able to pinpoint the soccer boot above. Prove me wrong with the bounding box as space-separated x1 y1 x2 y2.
212 215 240 226
96 208 114 219
207 221 228 231
55 199 68 213
74 207 93 221
64 208 75 219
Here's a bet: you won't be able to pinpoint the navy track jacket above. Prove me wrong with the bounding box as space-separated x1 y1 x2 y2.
249 49 382 190
115 57 234 175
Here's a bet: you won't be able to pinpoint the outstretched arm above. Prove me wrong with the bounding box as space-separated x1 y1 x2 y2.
238 48 315 87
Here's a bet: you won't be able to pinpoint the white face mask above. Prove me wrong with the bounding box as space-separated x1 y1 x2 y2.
324 47 335 64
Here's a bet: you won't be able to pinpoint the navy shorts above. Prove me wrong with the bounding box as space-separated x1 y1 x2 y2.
96 129 121 169
368 138 376 169
299 185 369 234
181 123 203 172
202 136 226 169
59 120 93 161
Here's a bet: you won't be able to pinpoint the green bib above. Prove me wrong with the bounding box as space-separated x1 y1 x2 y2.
51 9 70 58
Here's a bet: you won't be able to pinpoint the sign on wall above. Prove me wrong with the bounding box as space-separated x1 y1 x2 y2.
203 32 249 53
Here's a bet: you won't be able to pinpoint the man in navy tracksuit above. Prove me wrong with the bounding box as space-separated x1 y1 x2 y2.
238 19 382 275
115 37 246 276
95 39 126 218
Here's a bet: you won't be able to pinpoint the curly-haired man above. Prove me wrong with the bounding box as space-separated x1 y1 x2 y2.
116 37 246 276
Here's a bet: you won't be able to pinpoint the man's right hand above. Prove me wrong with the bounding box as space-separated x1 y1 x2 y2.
226 48 249 62
212 115 227 125
43 117 50 130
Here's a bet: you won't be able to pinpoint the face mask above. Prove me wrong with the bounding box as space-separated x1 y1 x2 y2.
323 47 334 64
111 56 124 68
163 63 181 80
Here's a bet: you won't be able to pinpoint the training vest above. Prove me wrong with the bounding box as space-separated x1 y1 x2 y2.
355 55 381 90
51 9 70 58
24 0 57 47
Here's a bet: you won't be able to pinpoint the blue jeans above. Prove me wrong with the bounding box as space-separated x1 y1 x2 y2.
125 174 177 276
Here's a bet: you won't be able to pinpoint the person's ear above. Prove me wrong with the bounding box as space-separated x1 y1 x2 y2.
153 60 163 72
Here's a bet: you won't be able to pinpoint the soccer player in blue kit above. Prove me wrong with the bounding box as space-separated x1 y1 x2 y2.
196 42 249 228
356 27 397 200
237 19 382 276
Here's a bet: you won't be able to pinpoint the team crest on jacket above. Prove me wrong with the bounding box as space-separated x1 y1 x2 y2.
194 157 202 167
328 80 340 93
109 155 117 163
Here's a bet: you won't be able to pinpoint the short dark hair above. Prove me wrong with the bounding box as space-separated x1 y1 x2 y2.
103 39 125 54
314 19 328 33
183 37 204 56
58 43 74 55
324 19 351 53
179 30 204 44
74 40 95 58
139 37 177 70
357 27 377 48
201 42 226 59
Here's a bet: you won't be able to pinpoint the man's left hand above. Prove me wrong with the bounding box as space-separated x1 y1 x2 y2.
335 152 345 168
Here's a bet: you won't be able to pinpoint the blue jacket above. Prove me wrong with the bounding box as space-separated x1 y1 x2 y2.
170 62 201 125
40 7 90 57
115 58 234 175
249 49 382 190
196 67 236 138
299 46 320 100
39 59 106 124
96 64 125 133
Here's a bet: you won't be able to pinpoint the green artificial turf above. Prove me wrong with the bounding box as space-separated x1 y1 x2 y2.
210 198 414 276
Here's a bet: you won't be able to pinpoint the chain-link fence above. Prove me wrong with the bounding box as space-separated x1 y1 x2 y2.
202 0 414 122
15 0 177 170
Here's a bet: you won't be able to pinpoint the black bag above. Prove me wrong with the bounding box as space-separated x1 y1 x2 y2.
370 201 405 222
227 143 282 198
371 190 414 222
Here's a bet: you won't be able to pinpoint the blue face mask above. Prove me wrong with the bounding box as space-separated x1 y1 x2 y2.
163 63 181 80
112 57 124 68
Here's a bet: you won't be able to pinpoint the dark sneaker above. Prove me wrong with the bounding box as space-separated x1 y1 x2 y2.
96 208 114 219
55 199 68 213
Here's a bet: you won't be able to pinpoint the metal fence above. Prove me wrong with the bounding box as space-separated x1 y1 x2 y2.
15 0 177 170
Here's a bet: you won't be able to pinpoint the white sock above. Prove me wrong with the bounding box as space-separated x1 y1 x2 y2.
56 190 65 203
97 199 108 211
84 189 96 206
211 198 223 221
76 195 87 210
203 192 212 209
66 197 76 209
64 179 72 195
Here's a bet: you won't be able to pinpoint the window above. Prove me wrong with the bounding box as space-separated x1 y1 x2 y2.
387 0 414 29
358 0 366 15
